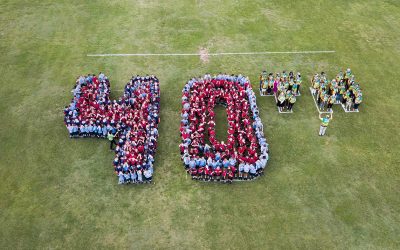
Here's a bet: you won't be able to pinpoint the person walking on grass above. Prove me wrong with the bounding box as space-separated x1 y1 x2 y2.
108 130 118 150
319 113 333 136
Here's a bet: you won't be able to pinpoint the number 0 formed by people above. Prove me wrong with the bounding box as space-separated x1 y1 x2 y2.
180 74 269 183
63 74 160 184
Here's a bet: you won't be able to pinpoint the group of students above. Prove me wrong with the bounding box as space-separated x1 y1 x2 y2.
311 69 363 112
259 71 301 112
64 73 160 184
180 74 269 183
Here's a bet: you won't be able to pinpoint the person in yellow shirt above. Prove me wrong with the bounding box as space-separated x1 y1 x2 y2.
277 92 286 112
318 113 333 136
284 91 291 110
327 94 336 113
296 72 302 95
311 74 318 95
259 71 267 92
354 91 362 111
345 95 353 111
288 95 296 111
261 79 268 95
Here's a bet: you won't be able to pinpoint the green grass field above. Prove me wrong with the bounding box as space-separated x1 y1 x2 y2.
1 0 400 249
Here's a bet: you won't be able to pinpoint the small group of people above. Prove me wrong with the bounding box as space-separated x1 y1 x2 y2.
260 71 301 112
64 73 160 184
180 74 269 183
311 69 363 112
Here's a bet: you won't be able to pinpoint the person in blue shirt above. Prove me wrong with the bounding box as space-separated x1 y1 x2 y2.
97 125 102 137
92 124 97 136
249 164 257 179
115 165 122 173
199 157 206 167
243 163 250 180
79 124 85 137
85 124 90 137
204 144 211 153
72 125 79 137
229 157 236 167
211 160 218 170
223 158 230 168
215 152 221 161
183 154 190 169
102 126 107 137
88 124 94 137
148 165 154 175
78 75 85 85
195 157 201 167
67 124 74 138
123 172 130 184
99 72 105 81
113 157 119 167
188 159 196 170
118 172 124 184
137 169 143 183
123 163 129 172
130 170 137 183
238 163 245 179
255 160 262 173
144 169 152 183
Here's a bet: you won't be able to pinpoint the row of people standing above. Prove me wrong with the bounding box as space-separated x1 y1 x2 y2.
260 71 301 112
311 69 363 112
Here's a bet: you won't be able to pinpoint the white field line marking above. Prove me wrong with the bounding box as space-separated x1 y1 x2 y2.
87 50 335 57
309 87 332 114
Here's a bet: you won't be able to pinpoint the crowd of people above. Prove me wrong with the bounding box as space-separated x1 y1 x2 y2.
180 74 269 183
311 69 363 112
64 73 160 184
259 71 301 112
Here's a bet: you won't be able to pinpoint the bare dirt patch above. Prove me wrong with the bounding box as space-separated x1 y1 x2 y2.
199 47 209 63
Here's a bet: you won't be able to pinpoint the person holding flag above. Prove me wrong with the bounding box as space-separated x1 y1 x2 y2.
319 113 333 136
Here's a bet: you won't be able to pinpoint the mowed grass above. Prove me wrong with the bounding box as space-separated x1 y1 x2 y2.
0 0 399 249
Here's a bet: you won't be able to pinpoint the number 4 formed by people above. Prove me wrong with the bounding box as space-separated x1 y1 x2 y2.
64 74 160 184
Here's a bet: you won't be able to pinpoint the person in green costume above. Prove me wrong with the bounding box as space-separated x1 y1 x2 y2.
318 113 333 136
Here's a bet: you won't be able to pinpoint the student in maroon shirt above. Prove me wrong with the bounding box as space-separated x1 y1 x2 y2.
214 167 222 181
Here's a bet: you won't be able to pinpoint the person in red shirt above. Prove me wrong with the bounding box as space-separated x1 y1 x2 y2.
198 166 204 180
189 167 197 180
222 168 227 182
208 167 214 181
214 167 222 181
227 169 234 184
